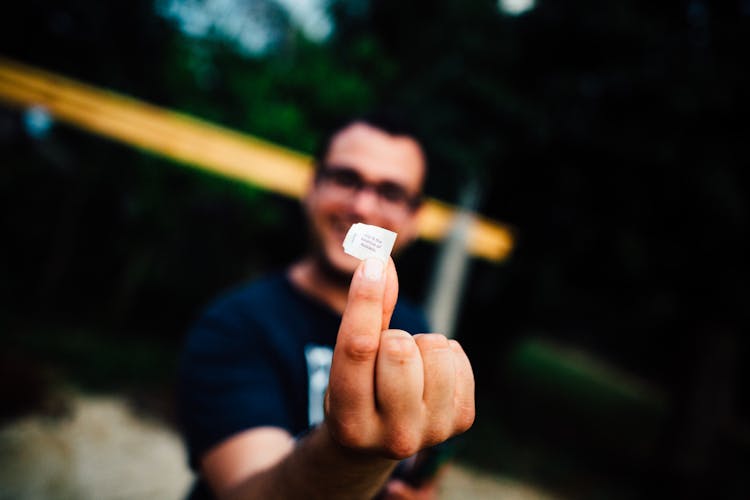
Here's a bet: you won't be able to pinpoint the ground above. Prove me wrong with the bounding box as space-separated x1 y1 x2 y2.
0 391 562 500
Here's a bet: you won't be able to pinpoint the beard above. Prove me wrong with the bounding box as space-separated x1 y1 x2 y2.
303 214 358 287
312 246 354 288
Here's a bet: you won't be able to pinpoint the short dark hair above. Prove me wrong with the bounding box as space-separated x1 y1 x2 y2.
313 108 429 175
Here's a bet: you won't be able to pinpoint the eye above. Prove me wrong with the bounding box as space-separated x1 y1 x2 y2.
376 182 410 204
326 168 362 189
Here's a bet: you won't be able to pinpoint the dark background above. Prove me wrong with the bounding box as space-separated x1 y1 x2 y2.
1 1 748 499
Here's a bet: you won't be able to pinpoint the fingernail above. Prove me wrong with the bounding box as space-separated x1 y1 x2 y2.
363 258 384 281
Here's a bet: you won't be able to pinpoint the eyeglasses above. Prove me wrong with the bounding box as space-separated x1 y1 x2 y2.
316 165 422 213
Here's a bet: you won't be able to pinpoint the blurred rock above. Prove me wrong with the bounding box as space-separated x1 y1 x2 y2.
0 390 558 500
0 393 193 500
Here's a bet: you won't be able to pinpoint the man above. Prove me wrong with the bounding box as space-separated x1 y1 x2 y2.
177 111 475 499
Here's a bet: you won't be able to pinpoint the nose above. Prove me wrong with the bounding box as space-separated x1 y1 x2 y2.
349 185 380 216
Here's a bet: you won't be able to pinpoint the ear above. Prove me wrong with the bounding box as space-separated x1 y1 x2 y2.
300 167 317 211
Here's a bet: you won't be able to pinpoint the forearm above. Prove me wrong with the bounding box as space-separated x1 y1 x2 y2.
224 422 398 500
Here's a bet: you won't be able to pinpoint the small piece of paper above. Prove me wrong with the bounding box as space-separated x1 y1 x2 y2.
343 223 397 263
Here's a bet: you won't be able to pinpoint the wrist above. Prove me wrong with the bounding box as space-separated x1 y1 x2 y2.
315 421 399 468
288 421 397 499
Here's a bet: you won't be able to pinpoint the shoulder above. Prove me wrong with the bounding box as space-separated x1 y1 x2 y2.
183 271 291 347
197 271 291 321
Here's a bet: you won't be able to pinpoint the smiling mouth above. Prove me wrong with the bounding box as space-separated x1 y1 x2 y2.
331 218 360 241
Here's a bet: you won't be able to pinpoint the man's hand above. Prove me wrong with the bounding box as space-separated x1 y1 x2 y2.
325 257 475 460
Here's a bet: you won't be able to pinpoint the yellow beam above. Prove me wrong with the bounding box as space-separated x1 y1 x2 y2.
0 56 514 262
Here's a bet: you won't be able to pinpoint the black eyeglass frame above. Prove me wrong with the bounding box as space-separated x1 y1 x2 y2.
314 164 423 211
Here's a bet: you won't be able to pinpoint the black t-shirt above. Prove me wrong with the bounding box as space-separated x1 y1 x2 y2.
177 270 430 498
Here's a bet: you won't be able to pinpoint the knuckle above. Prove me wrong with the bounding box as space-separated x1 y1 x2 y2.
415 333 450 351
327 417 367 449
382 429 420 460
454 404 476 433
380 330 416 361
342 334 379 362
424 425 452 448
350 283 382 303
448 338 464 352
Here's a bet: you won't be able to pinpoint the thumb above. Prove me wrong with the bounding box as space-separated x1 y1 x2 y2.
381 257 399 330
327 256 397 417
335 257 399 345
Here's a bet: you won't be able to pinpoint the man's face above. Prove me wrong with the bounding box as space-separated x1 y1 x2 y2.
304 122 425 278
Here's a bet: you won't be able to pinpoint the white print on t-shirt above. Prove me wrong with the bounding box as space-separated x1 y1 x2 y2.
304 343 333 426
